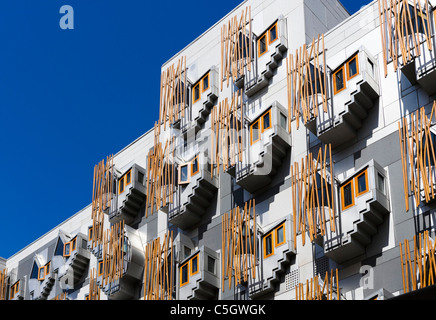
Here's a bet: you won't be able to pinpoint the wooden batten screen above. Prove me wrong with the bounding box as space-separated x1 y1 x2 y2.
221 199 257 291
143 231 174 300
398 102 436 212
399 231 436 294
88 268 101 300
0 268 7 300
101 220 126 287
377 0 433 77
145 123 176 217
210 90 244 178
286 34 327 132
51 293 68 300
296 269 340 300
290 144 336 249
158 56 187 133
221 6 252 91
91 155 114 249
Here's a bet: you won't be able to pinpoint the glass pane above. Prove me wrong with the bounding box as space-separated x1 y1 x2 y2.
191 256 198 274
194 85 200 101
377 173 385 194
39 267 45 279
251 121 259 143
343 183 353 207
181 165 188 182
280 113 287 130
269 25 277 42
202 75 209 91
276 226 284 245
259 36 267 54
184 246 191 258
64 243 71 256
192 157 198 174
357 172 367 194
126 171 131 184
265 234 273 256
182 265 188 283
335 69 344 91
348 58 358 78
263 112 271 130
207 256 215 274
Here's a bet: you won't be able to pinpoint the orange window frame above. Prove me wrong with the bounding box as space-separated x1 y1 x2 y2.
178 163 191 185
193 83 201 104
355 169 369 197
258 33 268 57
268 22 278 45
341 180 355 211
191 156 199 176
63 242 72 257
45 262 51 275
275 223 286 247
250 119 261 145
261 109 272 133
346 54 359 81
190 254 200 276
180 262 189 287
119 170 132 194
201 73 210 92
38 266 45 281
71 238 77 252
333 66 346 95
88 226 93 242
98 261 104 276
263 232 274 259
10 281 19 299
119 176 125 194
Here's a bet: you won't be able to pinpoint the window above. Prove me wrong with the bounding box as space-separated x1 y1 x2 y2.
118 169 132 194
250 119 260 145
280 113 287 130
207 256 215 274
268 23 278 44
191 254 199 276
262 110 272 132
63 242 71 257
341 180 354 211
184 246 191 259
71 237 77 251
264 233 274 258
377 173 385 194
98 261 104 276
180 263 189 287
137 171 144 184
193 83 200 103
355 170 369 197
202 74 209 92
401 4 429 36
30 262 39 279
275 223 286 247
258 34 267 57
45 262 51 275
38 266 45 281
347 54 359 80
10 281 19 299
178 163 190 185
191 156 199 176
333 66 346 94
192 72 210 104
88 226 94 242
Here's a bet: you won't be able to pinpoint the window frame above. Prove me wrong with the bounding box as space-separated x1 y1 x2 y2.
268 22 278 45
178 163 191 185
98 260 104 276
191 155 200 176
250 119 261 145
45 262 51 276
275 223 286 247
119 176 125 194
346 54 359 81
355 169 369 197
193 83 201 104
88 226 94 242
63 242 72 257
10 281 19 299
333 66 346 95
180 262 189 287
341 179 355 211
201 73 210 93
190 253 200 277
261 109 272 133
118 169 132 195
38 266 46 281
258 33 268 57
263 232 274 259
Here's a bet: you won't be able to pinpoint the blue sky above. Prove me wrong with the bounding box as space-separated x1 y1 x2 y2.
0 0 368 259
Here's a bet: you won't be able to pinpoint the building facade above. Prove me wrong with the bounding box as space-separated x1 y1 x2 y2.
2 0 436 301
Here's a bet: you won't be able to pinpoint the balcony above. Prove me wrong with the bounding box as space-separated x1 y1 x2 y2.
8 269 24 300
178 246 220 300
97 225 144 300
323 160 390 264
109 164 147 226
312 47 380 148
28 256 54 300
245 16 288 97
249 218 295 298
57 232 90 285
168 152 219 230
232 101 291 194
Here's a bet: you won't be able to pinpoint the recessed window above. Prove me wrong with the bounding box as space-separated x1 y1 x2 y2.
126 171 131 185
268 23 278 44
347 54 359 80
355 170 369 196
184 246 191 259
202 74 209 92
333 66 346 94
193 84 201 103
45 262 51 275
38 266 45 281
88 227 94 242
98 261 104 276
263 233 274 259
119 177 125 194
178 163 190 185
377 173 385 194
191 156 199 176
280 113 287 130
275 223 285 247
119 170 132 194
10 281 19 299
341 180 354 211
262 110 272 132
258 34 267 57
250 119 260 145
63 242 71 257
180 263 189 287
71 238 77 251
207 256 215 274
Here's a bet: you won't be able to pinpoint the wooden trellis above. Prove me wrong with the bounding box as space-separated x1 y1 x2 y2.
221 6 252 91
143 231 174 300
290 144 336 250
399 231 436 293
296 269 340 300
210 90 244 177
101 220 125 287
91 155 114 248
398 102 436 212
87 268 101 300
145 122 176 217
286 34 327 132
0 268 7 300
377 0 433 77
221 199 257 291
158 56 187 133
51 293 68 300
